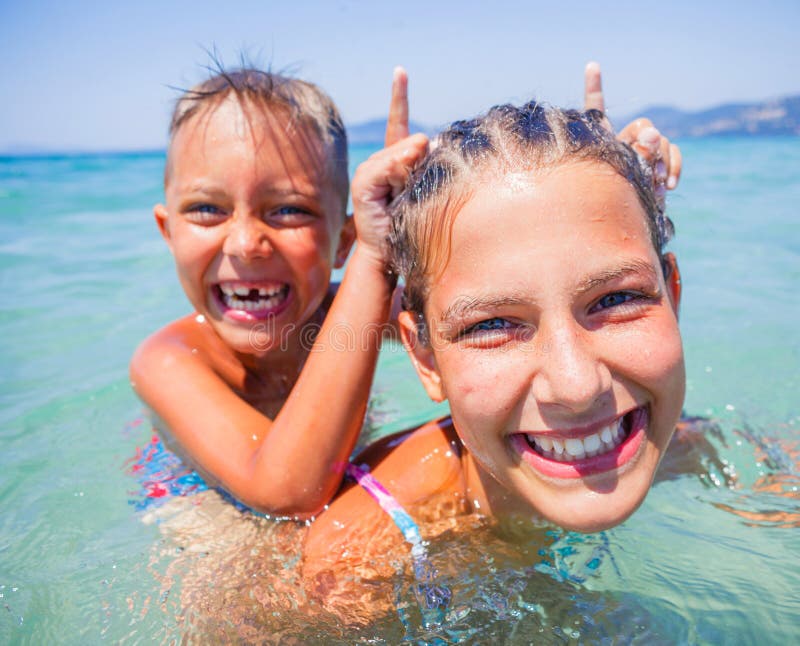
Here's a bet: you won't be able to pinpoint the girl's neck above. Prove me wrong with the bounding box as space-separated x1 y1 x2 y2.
462 447 544 534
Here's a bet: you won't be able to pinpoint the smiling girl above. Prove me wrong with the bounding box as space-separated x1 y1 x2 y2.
302 101 686 601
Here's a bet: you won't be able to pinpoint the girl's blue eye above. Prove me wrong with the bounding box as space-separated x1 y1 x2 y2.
472 318 511 332
589 292 642 313
458 317 519 348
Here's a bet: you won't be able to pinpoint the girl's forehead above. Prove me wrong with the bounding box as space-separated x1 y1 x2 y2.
450 162 648 248
427 163 656 292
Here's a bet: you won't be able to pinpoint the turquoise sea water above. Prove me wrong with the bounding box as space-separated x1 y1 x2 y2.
1 139 798 643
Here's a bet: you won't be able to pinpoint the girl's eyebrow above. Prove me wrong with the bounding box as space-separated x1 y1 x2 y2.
438 261 659 325
575 259 659 295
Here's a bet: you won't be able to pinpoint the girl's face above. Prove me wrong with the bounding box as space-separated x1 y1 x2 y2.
401 161 685 532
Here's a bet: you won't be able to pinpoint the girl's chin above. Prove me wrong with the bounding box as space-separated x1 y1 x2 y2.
511 473 653 533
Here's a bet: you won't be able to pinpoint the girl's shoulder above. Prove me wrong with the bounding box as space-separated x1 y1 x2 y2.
354 417 463 505
309 417 463 540
303 418 464 593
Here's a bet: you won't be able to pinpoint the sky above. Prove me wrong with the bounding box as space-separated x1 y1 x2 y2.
1 0 798 152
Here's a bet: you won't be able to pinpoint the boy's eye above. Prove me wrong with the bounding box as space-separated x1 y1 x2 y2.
268 205 316 225
185 204 228 225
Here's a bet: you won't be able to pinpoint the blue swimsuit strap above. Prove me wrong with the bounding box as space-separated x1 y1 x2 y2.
346 462 452 620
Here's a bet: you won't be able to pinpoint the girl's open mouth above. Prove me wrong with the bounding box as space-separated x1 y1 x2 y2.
213 282 291 321
510 407 649 479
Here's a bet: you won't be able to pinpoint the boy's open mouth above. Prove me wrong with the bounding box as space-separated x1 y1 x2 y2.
510 407 648 478
214 282 290 316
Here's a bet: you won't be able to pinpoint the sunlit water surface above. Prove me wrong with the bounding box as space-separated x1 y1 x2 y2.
1 139 798 643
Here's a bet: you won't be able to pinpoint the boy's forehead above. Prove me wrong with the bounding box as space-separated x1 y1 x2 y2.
166 97 329 186
173 97 324 158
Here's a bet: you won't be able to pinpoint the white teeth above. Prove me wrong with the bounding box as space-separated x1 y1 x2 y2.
564 438 586 458
258 287 269 297
234 285 251 296
527 415 631 462
220 287 287 312
583 433 601 453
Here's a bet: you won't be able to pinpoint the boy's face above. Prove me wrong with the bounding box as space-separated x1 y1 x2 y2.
156 96 352 357
402 161 685 532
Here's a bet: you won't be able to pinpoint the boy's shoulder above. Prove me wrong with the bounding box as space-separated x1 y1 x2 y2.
132 315 211 365
129 314 239 394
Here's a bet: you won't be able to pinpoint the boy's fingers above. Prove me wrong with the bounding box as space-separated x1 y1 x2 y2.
617 117 652 146
584 61 612 130
632 123 661 161
386 135 429 198
667 143 682 189
583 61 605 113
353 134 428 204
385 66 410 147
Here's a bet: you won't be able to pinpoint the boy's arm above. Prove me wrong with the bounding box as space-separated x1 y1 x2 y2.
130 72 424 518
130 246 394 517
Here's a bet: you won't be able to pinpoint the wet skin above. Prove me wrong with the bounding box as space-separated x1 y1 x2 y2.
402 161 685 532
156 96 350 366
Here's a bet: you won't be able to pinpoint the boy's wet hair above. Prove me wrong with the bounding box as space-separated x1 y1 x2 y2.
167 67 349 212
390 102 675 314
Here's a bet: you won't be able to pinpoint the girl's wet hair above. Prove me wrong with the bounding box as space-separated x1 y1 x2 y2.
391 102 675 314
167 66 349 210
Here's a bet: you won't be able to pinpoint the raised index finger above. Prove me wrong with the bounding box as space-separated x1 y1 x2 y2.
384 66 410 147
583 61 605 113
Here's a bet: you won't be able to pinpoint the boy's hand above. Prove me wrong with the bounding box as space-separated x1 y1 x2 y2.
617 117 682 204
385 66 410 146
351 67 428 271
584 62 682 204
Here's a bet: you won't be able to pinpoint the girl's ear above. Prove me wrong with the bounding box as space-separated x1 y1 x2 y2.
663 252 682 317
398 310 446 403
334 216 356 268
154 204 173 253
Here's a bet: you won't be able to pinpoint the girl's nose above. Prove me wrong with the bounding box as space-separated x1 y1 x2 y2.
223 214 273 261
530 322 612 414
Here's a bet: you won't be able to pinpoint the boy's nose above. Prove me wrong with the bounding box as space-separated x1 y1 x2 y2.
223 215 273 261
530 322 612 414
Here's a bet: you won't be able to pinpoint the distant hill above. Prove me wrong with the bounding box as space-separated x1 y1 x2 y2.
619 95 800 138
346 118 434 144
347 95 800 144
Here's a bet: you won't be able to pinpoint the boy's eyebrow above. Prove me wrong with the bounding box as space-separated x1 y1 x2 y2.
176 182 322 201
439 294 529 325
575 259 660 294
